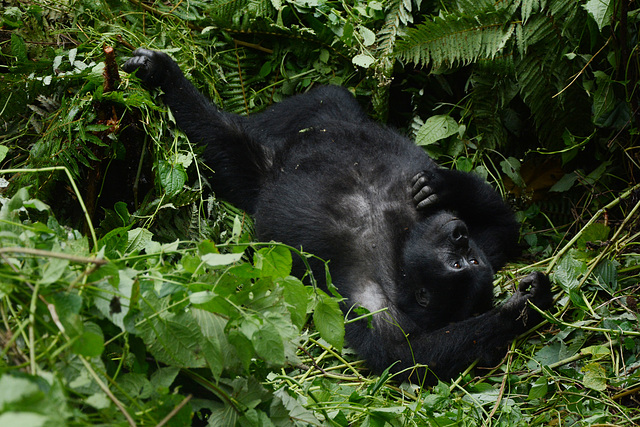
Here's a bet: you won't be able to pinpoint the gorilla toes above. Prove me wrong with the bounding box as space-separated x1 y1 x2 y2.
411 172 439 210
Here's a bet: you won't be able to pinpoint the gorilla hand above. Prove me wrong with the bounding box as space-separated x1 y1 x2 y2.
411 171 440 210
501 272 552 329
122 48 182 89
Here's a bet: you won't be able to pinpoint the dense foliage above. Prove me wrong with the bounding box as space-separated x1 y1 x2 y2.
0 0 639 425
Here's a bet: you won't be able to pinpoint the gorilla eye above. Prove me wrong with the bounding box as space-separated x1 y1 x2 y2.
470 259 479 265
453 262 462 269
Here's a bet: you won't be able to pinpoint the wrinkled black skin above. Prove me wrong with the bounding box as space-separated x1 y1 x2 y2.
123 49 553 383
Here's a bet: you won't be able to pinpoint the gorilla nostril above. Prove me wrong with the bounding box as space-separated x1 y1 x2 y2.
451 224 468 241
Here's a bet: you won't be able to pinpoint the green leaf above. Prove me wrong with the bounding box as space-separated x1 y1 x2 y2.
72 322 105 357
0 413 48 427
10 33 27 63
192 308 234 379
500 157 525 187
280 276 309 328
98 225 132 259
201 252 244 267
39 257 69 285
577 223 610 250
313 296 345 350
138 295 207 369
253 245 292 278
252 322 285 365
358 25 376 46
528 376 548 399
554 251 588 290
126 227 154 254
0 145 8 162
550 172 578 192
157 160 187 196
582 362 607 391
415 115 459 146
583 0 613 32
352 53 375 68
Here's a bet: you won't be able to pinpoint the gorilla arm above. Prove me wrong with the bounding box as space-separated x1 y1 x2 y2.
348 272 551 383
122 49 270 212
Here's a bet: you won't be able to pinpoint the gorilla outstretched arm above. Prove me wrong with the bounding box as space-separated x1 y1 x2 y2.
123 48 268 212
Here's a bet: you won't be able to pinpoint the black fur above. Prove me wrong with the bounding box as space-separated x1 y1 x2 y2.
123 49 552 383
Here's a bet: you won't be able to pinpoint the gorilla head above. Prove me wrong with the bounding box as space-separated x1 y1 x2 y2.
399 212 494 327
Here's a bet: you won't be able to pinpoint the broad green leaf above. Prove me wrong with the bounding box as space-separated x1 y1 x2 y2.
0 413 48 427
94 269 134 331
313 296 345 350
577 223 610 250
280 276 309 328
550 172 578 192
0 375 40 405
274 388 323 425
500 157 525 187
98 225 132 259
252 322 285 365
126 227 154 254
189 291 215 305
582 362 607 391
352 53 375 68
583 0 613 31
72 322 104 357
39 257 69 285
253 245 292 278
358 25 376 46
192 308 234 379
0 145 8 162
594 260 618 294
553 251 587 290
416 115 459 146
11 33 27 63
138 304 207 368
150 366 180 392
201 252 244 267
528 376 548 400
157 160 187 196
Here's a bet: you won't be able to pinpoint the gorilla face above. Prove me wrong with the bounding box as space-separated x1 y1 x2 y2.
399 212 495 326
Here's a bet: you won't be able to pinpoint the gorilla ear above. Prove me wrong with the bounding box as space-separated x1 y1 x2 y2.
415 288 430 307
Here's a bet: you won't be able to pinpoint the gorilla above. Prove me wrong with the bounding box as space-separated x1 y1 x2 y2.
123 48 552 383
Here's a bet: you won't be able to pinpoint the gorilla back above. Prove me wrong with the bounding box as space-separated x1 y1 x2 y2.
124 49 552 383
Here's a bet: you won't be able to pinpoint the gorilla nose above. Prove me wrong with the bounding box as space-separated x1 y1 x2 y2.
448 221 469 247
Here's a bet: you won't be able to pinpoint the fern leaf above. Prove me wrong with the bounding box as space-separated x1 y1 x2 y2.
395 10 516 69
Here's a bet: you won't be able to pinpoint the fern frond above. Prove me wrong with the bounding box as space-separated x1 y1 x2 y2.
395 10 516 70
467 59 517 149
205 0 276 29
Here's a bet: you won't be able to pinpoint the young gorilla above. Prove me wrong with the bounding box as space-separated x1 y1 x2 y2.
123 49 552 383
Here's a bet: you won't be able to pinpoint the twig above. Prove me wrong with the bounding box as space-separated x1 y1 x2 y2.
553 38 611 98
546 183 640 273
155 394 192 427
78 356 137 426
0 247 107 265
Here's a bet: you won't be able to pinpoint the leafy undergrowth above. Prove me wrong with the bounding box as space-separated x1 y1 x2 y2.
1 0 639 426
